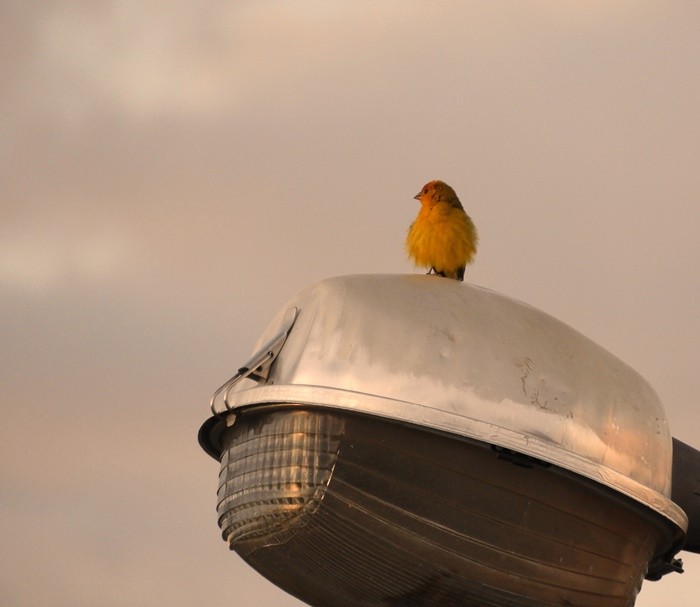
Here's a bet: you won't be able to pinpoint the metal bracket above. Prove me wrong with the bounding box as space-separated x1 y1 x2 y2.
210 306 298 415
645 555 684 581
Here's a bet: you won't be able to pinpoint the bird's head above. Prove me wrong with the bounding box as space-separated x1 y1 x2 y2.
413 180 460 207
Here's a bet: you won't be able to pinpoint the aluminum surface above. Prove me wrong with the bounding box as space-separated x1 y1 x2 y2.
219 274 687 534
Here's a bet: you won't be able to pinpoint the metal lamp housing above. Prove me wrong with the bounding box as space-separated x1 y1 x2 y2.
199 274 688 607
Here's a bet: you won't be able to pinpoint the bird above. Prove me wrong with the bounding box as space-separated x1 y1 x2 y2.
405 180 478 281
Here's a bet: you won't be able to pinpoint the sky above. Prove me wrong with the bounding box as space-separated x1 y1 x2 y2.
1 1 699 605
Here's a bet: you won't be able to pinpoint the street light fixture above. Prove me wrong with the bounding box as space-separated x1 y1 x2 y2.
199 275 698 606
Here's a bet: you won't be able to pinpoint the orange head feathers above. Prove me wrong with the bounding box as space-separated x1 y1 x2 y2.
406 180 478 281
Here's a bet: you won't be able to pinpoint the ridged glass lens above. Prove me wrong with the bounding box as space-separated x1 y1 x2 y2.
217 409 344 552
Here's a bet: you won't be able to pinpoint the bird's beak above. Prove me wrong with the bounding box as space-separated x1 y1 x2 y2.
413 192 421 201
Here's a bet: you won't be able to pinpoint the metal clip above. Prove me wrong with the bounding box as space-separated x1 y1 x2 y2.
210 307 298 414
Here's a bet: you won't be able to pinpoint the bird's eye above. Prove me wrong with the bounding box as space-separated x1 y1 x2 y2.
423 188 428 194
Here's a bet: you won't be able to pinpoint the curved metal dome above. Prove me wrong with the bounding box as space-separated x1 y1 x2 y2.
211 274 684 529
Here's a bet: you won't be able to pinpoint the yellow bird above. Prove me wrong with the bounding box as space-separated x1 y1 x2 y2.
406 180 478 281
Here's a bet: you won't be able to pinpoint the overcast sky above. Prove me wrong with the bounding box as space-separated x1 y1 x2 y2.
2 2 699 605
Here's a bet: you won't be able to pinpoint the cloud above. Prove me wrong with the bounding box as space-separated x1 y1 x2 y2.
6 2 406 125
0 224 135 292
